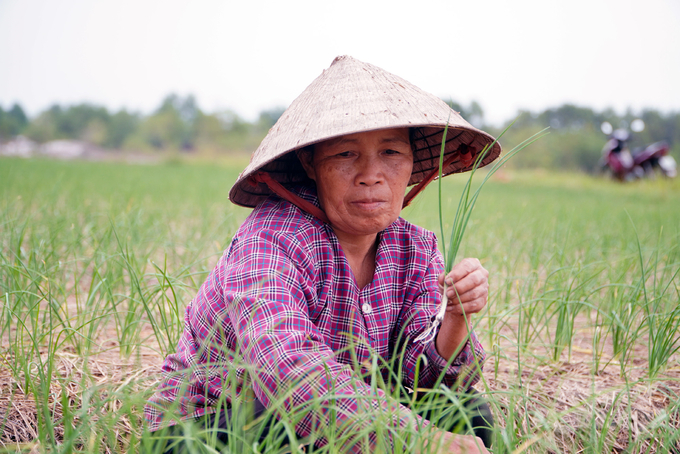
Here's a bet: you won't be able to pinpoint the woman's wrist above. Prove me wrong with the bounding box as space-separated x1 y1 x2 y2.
435 313 472 360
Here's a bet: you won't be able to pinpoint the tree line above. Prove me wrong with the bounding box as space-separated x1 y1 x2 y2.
0 95 285 154
1 96 678 172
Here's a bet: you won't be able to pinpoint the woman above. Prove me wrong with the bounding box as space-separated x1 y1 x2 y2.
145 56 501 453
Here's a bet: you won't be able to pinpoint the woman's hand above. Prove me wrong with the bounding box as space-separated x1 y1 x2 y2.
435 258 488 360
417 430 490 454
438 258 489 318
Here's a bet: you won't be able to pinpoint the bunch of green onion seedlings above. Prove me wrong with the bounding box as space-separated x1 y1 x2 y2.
413 122 547 343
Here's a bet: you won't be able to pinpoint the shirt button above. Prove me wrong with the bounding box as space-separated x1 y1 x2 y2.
362 303 372 314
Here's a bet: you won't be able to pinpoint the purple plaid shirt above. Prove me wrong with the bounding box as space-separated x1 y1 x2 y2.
145 186 485 440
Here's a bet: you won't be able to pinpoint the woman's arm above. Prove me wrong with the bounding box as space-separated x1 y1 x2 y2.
396 239 487 391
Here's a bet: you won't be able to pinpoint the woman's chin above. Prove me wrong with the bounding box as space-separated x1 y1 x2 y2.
331 214 398 238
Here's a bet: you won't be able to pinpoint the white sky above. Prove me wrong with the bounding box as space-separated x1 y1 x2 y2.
1 0 679 126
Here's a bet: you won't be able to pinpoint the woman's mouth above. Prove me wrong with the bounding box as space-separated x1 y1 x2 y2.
352 199 386 210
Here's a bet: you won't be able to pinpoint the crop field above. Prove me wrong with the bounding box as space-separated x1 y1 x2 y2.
1 157 679 453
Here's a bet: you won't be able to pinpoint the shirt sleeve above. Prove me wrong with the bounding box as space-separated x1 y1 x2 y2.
395 235 486 390
221 229 415 447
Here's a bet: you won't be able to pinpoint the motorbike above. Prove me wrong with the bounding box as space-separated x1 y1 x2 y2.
599 120 677 180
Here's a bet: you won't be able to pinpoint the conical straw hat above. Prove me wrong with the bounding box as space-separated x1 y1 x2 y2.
229 55 501 208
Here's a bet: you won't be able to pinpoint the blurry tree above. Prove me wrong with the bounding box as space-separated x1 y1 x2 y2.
630 109 680 153
0 103 29 138
60 104 110 140
504 110 537 129
257 107 286 132
24 105 61 142
216 109 262 151
105 110 140 149
668 113 680 149
446 100 485 128
124 97 266 153
82 119 108 145
137 109 186 150
536 104 598 130
194 112 226 149
178 95 199 125
217 110 250 135
134 94 197 150
24 103 112 145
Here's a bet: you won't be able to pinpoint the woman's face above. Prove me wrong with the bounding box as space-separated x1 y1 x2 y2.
299 128 414 242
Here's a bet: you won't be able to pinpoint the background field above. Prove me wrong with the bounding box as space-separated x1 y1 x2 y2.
1 157 679 453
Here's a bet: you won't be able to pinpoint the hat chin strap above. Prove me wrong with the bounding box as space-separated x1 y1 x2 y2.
249 172 331 224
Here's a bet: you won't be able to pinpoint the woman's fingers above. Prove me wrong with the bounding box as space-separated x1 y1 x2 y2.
440 258 489 315
447 269 488 297
422 431 490 454
445 258 484 282
446 295 486 316
446 281 488 315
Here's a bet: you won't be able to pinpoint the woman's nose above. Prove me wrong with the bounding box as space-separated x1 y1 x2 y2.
355 153 384 186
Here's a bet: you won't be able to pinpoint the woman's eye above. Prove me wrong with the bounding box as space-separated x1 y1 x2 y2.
385 149 401 155
336 151 352 157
